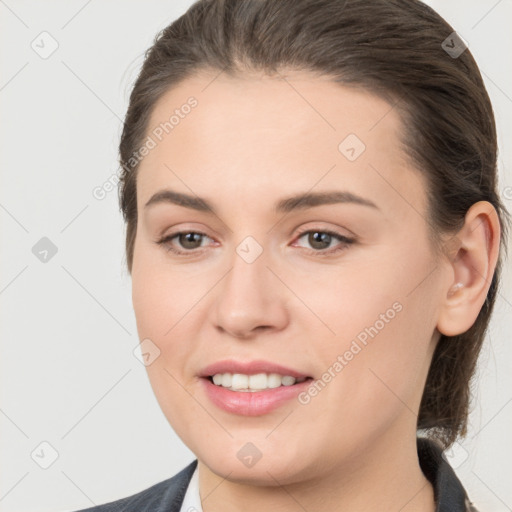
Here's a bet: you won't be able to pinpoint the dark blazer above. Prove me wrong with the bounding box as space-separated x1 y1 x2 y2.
72 438 478 512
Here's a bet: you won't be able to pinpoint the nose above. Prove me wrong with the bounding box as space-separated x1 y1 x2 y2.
211 242 289 339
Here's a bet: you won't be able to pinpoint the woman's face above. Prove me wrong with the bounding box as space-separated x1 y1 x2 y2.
131 70 449 483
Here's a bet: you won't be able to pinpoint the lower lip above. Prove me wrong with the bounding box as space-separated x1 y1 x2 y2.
200 377 314 416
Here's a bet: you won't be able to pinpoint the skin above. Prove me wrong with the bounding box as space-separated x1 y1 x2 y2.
130 69 500 512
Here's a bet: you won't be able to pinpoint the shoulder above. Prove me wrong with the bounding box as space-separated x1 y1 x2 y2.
70 459 198 512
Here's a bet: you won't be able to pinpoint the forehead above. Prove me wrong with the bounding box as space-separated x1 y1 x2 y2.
145 69 403 151
136 70 426 218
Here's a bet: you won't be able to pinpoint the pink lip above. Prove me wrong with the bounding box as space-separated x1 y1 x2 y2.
200 377 313 416
198 359 311 379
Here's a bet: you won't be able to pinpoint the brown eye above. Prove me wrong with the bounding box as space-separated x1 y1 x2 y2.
156 230 212 255
307 231 333 250
177 232 205 250
294 228 355 256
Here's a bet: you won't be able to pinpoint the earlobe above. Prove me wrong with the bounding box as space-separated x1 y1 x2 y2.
436 201 501 337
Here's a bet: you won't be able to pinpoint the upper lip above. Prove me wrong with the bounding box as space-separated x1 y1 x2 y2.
199 359 312 379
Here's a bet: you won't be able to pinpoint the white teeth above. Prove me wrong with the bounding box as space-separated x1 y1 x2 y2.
220 373 232 387
281 376 296 386
212 374 224 386
210 372 307 391
231 373 249 390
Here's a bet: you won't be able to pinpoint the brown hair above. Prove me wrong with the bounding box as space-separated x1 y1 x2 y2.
118 0 510 448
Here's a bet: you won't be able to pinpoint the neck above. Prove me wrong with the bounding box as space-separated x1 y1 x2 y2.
197 427 435 512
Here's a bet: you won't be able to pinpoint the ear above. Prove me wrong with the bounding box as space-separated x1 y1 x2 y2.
436 201 501 337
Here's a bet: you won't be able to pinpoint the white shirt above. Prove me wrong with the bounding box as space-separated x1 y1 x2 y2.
180 465 203 512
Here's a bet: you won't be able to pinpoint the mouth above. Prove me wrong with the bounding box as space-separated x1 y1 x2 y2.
198 359 315 415
203 373 314 392
200 373 315 416
199 359 313 382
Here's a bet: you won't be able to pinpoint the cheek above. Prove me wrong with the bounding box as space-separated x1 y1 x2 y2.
131 259 203 435
296 240 438 413
131 272 199 375
131 239 204 338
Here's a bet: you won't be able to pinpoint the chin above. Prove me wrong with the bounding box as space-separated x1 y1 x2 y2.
197 442 314 486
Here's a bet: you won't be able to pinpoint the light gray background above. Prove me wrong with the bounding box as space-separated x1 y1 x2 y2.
1 1 511 511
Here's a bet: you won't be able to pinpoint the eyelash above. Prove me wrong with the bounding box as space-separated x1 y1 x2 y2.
155 228 355 257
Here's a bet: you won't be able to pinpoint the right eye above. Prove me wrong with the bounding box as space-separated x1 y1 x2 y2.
155 230 213 255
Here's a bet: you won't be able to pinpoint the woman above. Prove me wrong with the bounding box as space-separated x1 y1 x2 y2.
75 0 509 510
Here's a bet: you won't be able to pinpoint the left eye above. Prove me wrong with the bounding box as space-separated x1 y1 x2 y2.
293 229 355 255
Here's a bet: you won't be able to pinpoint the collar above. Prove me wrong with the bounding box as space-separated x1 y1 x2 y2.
417 437 478 512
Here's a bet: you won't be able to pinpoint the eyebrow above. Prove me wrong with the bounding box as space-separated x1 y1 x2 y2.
144 189 379 214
